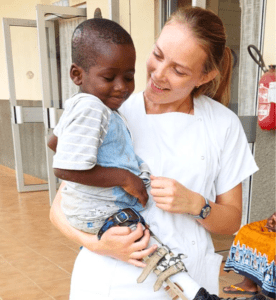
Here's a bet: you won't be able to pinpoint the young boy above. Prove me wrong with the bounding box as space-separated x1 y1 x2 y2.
48 18 150 234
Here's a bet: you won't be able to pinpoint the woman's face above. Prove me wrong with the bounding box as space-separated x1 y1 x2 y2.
144 22 210 107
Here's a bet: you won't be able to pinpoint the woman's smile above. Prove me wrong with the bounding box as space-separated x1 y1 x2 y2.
150 78 169 93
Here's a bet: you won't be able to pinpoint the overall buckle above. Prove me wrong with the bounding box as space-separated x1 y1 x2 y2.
97 208 146 240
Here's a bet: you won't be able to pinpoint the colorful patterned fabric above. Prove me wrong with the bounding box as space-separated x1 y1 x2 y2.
224 219 276 298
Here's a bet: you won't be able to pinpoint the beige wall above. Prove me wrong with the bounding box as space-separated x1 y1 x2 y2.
86 0 155 94
71 0 155 93
0 0 156 99
263 0 276 65
0 0 52 101
85 0 109 19
75 0 155 94
130 0 155 93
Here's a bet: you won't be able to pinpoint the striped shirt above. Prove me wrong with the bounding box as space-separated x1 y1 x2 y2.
53 93 150 233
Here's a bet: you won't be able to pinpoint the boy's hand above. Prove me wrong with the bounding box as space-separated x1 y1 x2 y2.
122 172 148 207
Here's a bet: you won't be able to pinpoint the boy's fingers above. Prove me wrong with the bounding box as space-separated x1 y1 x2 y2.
139 195 148 207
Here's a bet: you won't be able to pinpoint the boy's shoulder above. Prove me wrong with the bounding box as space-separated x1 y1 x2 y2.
66 93 112 115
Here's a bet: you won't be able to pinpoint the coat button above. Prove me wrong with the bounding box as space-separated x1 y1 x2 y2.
192 241 195 245
201 156 205 160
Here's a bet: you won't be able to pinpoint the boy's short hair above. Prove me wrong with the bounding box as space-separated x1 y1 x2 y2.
72 18 134 72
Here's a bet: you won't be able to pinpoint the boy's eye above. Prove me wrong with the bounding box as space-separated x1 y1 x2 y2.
103 76 115 82
125 75 134 82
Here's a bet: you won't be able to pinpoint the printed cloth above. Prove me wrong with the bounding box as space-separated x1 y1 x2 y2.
224 219 276 298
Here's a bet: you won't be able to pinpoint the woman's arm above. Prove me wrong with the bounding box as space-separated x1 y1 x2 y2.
50 182 157 267
150 175 242 235
198 183 242 234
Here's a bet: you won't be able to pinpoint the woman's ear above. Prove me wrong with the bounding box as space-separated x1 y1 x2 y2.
199 69 219 86
70 63 83 86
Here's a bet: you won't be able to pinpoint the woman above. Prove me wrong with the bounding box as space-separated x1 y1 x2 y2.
50 6 258 300
223 213 276 300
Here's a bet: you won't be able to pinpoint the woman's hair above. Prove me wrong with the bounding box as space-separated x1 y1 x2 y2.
166 6 232 106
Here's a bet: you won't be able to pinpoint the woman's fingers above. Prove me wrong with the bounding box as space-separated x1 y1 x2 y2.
155 202 176 213
107 225 132 236
131 228 152 251
128 258 147 268
100 223 159 265
128 232 158 267
151 177 179 198
151 176 172 189
151 195 171 204
128 223 146 241
131 244 158 259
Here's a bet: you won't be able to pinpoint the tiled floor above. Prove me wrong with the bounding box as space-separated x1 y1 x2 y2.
0 165 245 300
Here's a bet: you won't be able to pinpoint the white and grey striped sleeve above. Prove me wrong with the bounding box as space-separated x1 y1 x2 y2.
53 99 110 170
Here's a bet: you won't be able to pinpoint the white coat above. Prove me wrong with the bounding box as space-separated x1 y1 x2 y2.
69 92 258 300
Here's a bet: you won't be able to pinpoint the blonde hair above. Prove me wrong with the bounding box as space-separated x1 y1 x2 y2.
166 6 232 106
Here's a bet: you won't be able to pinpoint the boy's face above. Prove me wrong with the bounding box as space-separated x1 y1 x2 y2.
76 44 136 110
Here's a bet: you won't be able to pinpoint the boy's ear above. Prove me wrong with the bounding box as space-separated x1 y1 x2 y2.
70 63 83 86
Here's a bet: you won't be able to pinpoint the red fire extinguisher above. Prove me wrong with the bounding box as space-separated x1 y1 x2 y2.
248 45 276 130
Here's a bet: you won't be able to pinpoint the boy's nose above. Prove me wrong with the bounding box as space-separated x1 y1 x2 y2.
114 79 128 92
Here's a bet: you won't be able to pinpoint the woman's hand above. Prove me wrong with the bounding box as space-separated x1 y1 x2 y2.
150 175 243 234
150 175 204 215
50 185 157 267
94 224 158 267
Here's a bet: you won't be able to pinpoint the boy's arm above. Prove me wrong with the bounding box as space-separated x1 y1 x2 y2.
47 134 148 206
48 134 58 152
54 166 148 207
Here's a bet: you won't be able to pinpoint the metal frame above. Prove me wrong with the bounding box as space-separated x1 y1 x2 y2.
36 4 86 204
247 0 267 223
2 17 49 192
192 0 206 8
159 0 178 31
2 5 86 204
109 0 120 23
